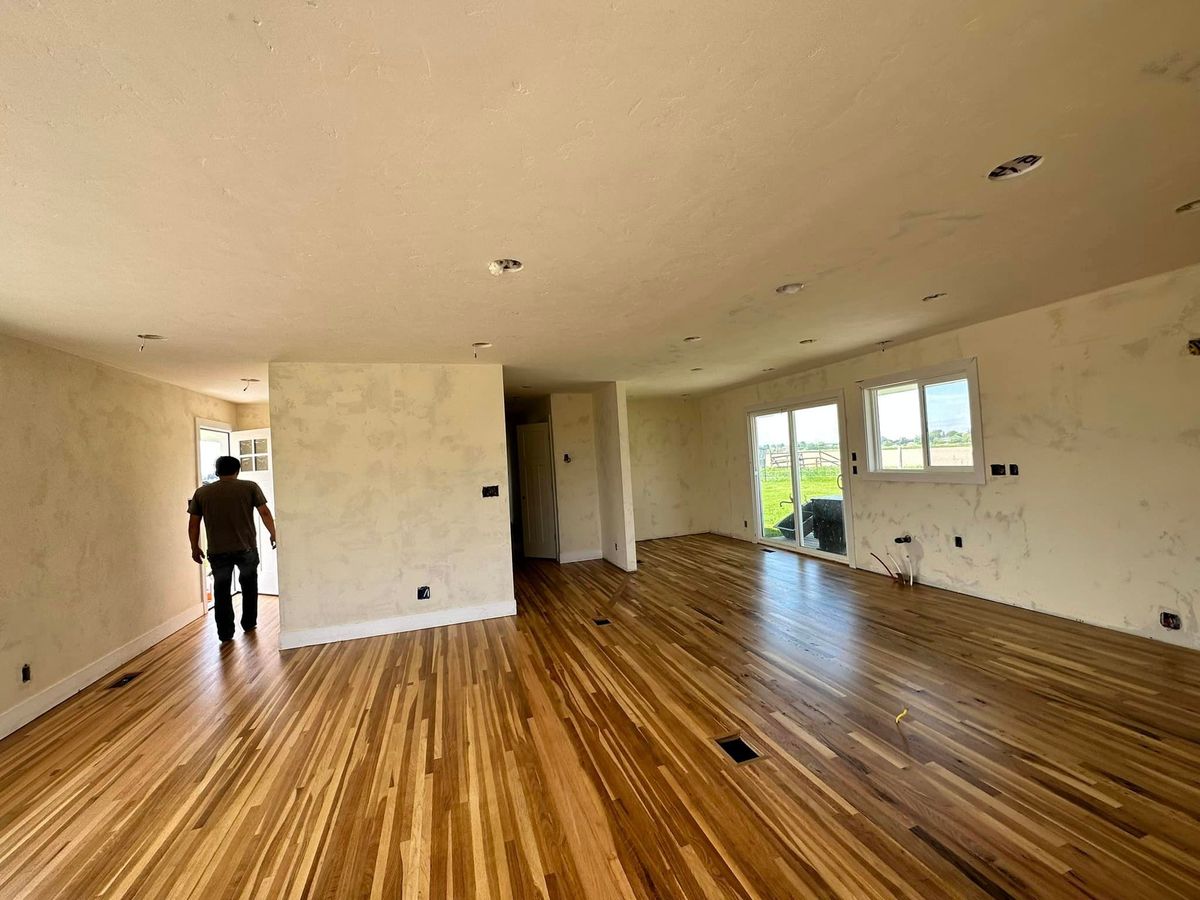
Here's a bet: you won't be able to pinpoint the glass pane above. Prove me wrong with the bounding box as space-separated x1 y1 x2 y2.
754 412 794 541
199 428 228 484
240 456 254 471
255 455 269 471
792 404 846 556
924 379 973 467
254 438 268 453
875 383 925 469
239 439 253 455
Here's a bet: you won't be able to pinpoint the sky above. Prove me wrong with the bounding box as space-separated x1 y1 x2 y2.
754 379 971 448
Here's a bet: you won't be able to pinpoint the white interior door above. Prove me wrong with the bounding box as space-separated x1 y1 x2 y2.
517 423 557 559
231 427 279 594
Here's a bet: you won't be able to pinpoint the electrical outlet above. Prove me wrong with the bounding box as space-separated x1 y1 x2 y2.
743 520 748 528
417 586 431 600
1008 464 1020 476
990 463 1007 476
481 484 499 497
954 536 963 548
1161 611 1182 630
21 664 30 683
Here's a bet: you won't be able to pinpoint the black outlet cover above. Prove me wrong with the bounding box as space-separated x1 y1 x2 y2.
990 464 1007 476
851 451 858 461
954 536 963 548
417 585 431 600
852 465 858 475
1008 464 1019 476
482 484 499 497
21 664 30 683
1161 611 1182 630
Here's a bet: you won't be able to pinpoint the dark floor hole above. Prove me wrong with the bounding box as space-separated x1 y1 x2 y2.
760 548 775 553
108 672 141 688
593 618 611 626
715 734 761 764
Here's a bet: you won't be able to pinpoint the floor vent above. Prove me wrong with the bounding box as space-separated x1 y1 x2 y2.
760 548 775 553
109 672 141 689
593 618 611 626
715 734 761 764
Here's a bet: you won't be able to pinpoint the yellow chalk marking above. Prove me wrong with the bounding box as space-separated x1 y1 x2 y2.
895 708 909 725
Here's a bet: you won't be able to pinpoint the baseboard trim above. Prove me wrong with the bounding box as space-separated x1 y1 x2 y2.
0 605 202 742
279 600 517 650
558 550 603 564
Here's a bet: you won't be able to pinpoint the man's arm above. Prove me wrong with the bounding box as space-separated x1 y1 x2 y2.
189 514 204 564
257 504 278 549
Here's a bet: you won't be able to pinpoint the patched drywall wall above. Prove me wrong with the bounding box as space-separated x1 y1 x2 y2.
699 263 1200 649
593 383 637 571
628 398 706 540
549 393 602 562
269 363 515 648
235 403 270 429
0 333 236 734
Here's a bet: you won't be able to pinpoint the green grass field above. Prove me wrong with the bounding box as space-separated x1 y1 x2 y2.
758 465 841 537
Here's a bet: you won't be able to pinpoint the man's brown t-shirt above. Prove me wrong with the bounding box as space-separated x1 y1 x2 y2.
188 479 267 555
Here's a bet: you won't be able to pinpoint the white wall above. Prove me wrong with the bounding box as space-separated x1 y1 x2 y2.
0 333 236 738
593 382 637 571
269 363 515 649
627 398 706 540
699 263 1200 649
549 393 602 562
235 403 270 429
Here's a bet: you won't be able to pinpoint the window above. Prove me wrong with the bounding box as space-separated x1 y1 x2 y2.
861 360 984 483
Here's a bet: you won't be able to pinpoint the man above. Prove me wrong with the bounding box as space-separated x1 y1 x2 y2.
188 456 277 642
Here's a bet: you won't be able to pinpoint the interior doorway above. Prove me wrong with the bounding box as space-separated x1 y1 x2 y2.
194 419 280 615
516 422 558 559
749 393 855 564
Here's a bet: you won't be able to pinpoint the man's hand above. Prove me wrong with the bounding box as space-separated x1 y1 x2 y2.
270 536 278 550
191 546 205 564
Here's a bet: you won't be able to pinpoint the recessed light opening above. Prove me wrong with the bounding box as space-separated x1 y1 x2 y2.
683 335 702 343
488 258 523 275
987 154 1043 180
690 367 703 372
1176 199 1200 214
775 282 806 295
798 339 817 345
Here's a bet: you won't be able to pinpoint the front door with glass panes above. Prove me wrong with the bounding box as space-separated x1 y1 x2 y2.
750 396 852 563
232 428 279 595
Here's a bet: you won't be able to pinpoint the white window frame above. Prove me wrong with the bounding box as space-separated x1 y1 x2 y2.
859 358 985 485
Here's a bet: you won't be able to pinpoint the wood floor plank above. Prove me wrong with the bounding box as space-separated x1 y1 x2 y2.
1 534 1198 898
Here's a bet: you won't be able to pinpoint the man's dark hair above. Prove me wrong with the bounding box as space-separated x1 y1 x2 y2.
215 456 241 477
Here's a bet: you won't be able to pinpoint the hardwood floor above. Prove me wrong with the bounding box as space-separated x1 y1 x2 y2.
2 534 1199 898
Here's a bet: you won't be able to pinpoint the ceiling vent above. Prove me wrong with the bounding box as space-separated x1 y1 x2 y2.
987 155 1043 180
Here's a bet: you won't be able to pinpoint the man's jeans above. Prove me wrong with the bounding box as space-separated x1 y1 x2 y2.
209 548 259 640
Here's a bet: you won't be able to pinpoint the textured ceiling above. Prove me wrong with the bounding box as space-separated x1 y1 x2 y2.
2 1 1199 403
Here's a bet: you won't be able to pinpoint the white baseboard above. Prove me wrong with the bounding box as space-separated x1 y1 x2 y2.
0 605 201 742
279 600 516 650
558 550 603 564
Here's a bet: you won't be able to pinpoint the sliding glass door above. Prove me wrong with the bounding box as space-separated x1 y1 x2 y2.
751 396 852 563
752 411 794 545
